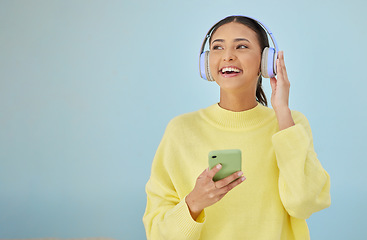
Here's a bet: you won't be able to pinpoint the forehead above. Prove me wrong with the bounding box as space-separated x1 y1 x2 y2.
211 22 258 42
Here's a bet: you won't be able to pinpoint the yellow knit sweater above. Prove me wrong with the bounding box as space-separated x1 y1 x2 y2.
143 103 331 240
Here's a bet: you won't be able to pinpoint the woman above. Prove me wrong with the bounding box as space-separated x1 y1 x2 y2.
143 15 331 240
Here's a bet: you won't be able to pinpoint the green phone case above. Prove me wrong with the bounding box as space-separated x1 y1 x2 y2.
208 149 242 182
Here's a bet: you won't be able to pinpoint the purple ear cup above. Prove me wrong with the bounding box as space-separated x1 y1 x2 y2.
272 48 277 77
265 47 276 78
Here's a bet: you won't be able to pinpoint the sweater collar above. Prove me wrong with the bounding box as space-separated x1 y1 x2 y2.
199 102 275 130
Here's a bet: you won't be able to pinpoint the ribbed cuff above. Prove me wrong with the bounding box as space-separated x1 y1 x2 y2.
272 123 308 143
166 197 205 239
272 123 309 151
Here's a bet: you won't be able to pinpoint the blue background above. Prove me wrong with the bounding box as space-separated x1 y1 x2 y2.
1 0 366 239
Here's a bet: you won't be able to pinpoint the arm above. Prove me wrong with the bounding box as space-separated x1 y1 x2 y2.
270 51 330 219
143 176 205 240
272 113 331 219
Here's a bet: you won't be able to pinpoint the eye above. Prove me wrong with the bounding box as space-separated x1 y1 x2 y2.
212 45 223 50
237 44 248 49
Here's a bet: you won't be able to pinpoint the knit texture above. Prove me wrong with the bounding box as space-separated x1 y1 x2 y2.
143 103 331 240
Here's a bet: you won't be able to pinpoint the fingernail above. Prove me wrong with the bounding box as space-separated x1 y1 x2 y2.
216 164 222 169
237 171 243 177
241 176 246 181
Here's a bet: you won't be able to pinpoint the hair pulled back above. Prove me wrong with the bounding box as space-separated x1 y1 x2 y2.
207 16 269 106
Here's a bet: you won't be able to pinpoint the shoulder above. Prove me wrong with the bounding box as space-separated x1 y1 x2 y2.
164 108 203 133
170 110 201 125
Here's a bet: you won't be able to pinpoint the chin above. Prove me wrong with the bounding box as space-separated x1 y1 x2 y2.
216 77 253 92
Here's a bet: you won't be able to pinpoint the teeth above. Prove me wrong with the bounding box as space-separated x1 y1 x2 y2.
221 67 240 73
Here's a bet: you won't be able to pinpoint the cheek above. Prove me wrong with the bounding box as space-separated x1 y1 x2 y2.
209 52 222 69
243 54 261 72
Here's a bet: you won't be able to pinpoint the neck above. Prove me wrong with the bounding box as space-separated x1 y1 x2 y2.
219 88 258 112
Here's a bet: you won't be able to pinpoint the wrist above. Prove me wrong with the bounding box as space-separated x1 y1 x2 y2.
274 106 295 131
273 105 290 115
185 194 203 220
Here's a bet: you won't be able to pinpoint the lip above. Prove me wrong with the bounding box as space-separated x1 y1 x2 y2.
219 66 243 78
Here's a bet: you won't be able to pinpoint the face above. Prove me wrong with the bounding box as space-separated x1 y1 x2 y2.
209 22 262 93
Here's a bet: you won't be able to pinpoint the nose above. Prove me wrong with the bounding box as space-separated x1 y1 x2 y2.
223 49 236 62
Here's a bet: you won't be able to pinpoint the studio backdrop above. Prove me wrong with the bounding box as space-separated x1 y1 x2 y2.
0 0 366 239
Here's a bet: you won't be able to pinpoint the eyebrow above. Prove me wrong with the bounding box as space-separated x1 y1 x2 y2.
211 38 250 44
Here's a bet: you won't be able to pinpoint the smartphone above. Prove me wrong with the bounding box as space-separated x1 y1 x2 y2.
208 149 242 182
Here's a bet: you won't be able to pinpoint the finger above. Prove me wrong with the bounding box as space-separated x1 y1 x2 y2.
278 50 284 60
198 168 209 178
215 171 244 189
207 164 222 179
280 53 289 82
220 175 246 194
276 58 283 80
276 59 288 88
275 51 283 76
277 52 289 84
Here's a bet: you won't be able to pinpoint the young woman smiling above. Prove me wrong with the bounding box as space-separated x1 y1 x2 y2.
143 16 331 240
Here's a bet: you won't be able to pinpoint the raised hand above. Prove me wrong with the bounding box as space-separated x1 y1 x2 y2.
270 51 290 112
270 51 295 130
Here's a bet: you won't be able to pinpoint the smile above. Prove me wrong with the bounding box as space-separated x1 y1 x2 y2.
219 66 242 77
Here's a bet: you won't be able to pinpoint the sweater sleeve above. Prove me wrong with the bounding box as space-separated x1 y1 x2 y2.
143 121 205 240
272 112 331 219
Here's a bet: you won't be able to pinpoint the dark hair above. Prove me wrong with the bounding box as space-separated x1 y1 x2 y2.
207 16 269 106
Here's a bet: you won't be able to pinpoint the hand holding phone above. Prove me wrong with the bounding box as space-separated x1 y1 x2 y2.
186 149 244 220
